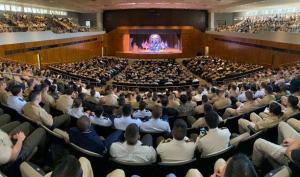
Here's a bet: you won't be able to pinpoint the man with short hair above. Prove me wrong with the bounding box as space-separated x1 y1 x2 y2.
255 85 275 107
110 123 156 163
156 119 196 162
69 116 122 155
7 85 27 113
90 105 112 127
196 111 231 156
161 96 178 117
100 89 118 107
177 94 195 117
213 89 231 110
85 89 99 104
114 104 142 131
132 101 152 119
140 105 171 133
22 90 70 128
55 87 74 113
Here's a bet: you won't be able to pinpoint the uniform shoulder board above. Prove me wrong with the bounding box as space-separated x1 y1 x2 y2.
19 98 24 102
162 138 172 143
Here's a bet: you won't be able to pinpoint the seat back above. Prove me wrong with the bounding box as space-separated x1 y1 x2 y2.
198 146 235 177
50 106 64 117
40 124 65 139
224 115 243 134
1 103 21 121
18 113 40 128
261 125 278 144
109 158 154 177
235 131 264 156
264 166 291 177
20 162 45 177
0 170 7 177
157 158 196 177
69 143 103 158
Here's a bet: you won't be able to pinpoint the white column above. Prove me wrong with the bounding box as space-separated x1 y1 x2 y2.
96 11 103 31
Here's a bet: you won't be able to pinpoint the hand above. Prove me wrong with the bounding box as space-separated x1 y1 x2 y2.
13 132 26 142
283 138 295 146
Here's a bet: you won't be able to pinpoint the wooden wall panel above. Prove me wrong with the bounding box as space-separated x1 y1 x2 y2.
0 34 104 66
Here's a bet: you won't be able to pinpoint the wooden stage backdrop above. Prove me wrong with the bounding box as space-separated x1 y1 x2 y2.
103 26 206 59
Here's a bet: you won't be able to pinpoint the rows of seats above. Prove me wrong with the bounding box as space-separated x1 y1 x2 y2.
216 13 300 33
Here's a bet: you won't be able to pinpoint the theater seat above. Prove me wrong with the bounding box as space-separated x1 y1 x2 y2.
197 146 235 177
157 158 196 177
1 103 21 121
109 158 154 177
20 162 45 177
264 166 291 177
0 171 7 177
235 131 264 156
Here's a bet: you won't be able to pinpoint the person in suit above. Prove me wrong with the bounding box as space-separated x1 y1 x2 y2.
110 123 156 163
196 111 231 156
69 116 122 155
223 91 258 119
156 119 196 162
238 101 282 133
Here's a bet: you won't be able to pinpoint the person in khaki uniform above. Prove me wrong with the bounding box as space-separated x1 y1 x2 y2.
23 79 37 101
85 89 99 104
0 80 9 105
22 90 70 129
238 102 282 133
281 95 300 121
40 83 55 113
100 89 118 107
194 95 209 114
255 85 275 107
213 89 231 110
56 88 74 113
223 91 258 119
252 121 300 169
287 118 300 133
168 93 180 109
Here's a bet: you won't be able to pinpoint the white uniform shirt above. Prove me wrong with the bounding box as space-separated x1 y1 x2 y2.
7 95 27 113
90 115 112 127
114 116 142 131
254 89 265 99
140 118 171 133
196 128 231 157
132 109 152 119
110 141 156 163
0 130 13 165
68 107 86 118
157 138 196 162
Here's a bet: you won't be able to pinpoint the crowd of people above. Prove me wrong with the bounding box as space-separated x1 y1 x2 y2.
49 57 128 85
183 56 264 83
0 13 89 33
216 13 300 33
113 59 199 87
0 57 299 177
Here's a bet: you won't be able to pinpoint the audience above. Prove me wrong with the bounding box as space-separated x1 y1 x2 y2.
114 104 142 131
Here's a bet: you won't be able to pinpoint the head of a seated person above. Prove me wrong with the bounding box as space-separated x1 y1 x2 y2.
77 116 91 132
29 90 42 104
73 98 82 108
139 101 147 111
245 91 254 102
204 103 213 114
152 105 162 119
260 82 267 90
64 87 74 96
172 119 187 141
125 123 140 145
224 153 257 177
41 83 49 93
122 104 132 117
0 80 7 90
11 85 23 97
204 111 219 129
287 95 299 109
161 96 169 107
217 89 226 97
51 155 83 177
201 95 208 104
269 101 283 117
94 105 104 117
180 94 188 105
265 85 273 95
27 79 36 89
117 96 126 107
90 89 96 97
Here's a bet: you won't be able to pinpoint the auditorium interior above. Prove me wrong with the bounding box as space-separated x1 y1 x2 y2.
0 0 300 177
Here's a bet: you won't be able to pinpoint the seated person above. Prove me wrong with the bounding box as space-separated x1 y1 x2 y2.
85 89 99 104
252 121 300 169
238 102 282 134
194 95 209 115
114 104 142 131
68 98 86 118
161 96 178 117
0 80 9 105
196 111 231 157
7 85 27 113
132 101 152 119
55 87 74 113
22 90 70 129
156 119 196 162
211 153 258 177
0 121 46 167
110 123 156 163
280 95 300 121
177 95 195 117
213 89 231 110
69 116 123 155
223 91 258 119
140 105 171 133
90 105 112 127
255 85 275 107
